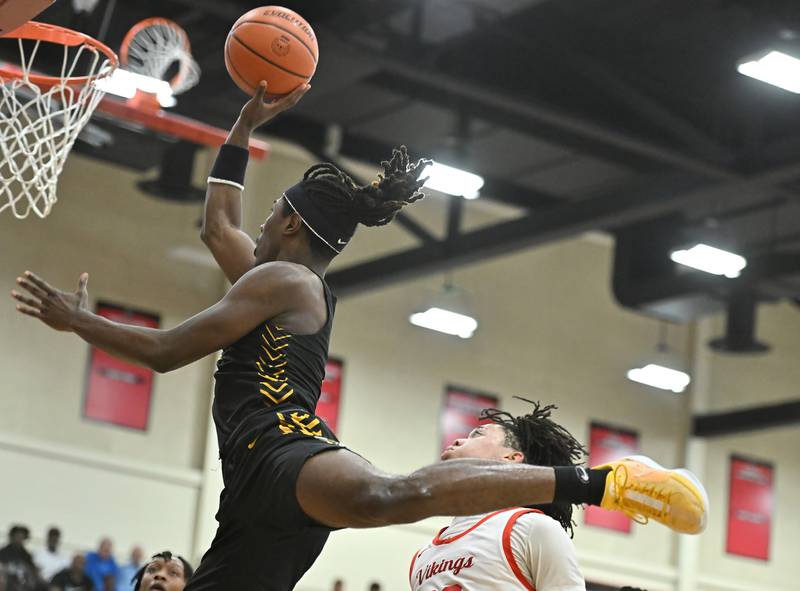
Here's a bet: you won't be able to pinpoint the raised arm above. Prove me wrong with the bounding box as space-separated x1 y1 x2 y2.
201 81 310 284
11 264 311 373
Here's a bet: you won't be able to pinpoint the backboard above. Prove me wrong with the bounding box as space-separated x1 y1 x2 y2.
0 0 53 36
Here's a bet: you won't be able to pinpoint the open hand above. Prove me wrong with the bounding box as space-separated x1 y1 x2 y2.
11 271 89 332
238 81 310 129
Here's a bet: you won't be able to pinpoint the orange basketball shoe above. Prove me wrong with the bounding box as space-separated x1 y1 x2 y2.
594 455 708 534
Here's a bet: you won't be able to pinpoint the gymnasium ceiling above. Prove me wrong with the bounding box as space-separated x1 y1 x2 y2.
14 0 800 335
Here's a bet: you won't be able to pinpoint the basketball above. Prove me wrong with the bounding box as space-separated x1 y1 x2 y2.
224 5 318 98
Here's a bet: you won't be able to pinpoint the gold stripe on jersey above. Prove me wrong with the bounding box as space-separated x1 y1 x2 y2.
277 411 323 437
257 322 294 406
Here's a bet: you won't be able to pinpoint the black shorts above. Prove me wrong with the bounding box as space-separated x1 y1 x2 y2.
185 407 347 591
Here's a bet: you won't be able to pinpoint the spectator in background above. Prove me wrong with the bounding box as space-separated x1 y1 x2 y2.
0 525 38 591
130 552 192 591
367 583 381 591
331 580 344 591
115 547 143 591
101 574 114 591
84 539 116 591
50 554 93 591
33 528 68 583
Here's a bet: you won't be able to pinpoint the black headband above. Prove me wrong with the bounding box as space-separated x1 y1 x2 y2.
284 183 358 254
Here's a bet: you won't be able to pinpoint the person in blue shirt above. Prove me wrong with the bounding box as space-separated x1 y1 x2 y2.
84 538 117 590
116 546 143 591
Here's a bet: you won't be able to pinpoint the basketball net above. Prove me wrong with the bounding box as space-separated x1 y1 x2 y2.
121 18 200 96
0 24 117 219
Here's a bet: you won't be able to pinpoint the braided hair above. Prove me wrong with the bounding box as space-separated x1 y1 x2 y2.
303 146 431 226
130 551 194 590
481 398 586 537
283 146 431 257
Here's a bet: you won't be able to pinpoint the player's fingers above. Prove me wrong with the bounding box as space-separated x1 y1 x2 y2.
23 271 56 295
280 83 310 109
10 290 41 309
255 80 267 103
15 303 41 318
16 277 48 299
293 83 311 99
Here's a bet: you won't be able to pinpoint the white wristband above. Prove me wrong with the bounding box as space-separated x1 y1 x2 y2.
207 177 245 191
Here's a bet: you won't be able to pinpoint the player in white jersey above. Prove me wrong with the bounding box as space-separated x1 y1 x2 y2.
410 505 583 591
410 400 700 591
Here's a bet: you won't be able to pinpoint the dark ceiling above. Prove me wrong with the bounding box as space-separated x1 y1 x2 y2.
5 0 800 339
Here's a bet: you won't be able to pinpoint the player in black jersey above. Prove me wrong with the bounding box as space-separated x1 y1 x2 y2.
12 82 707 591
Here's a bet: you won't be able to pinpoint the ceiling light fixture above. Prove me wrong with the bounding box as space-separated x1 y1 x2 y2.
420 162 484 199
96 69 176 108
737 50 800 94
409 280 478 339
670 243 747 278
626 363 691 393
409 307 478 339
626 322 691 393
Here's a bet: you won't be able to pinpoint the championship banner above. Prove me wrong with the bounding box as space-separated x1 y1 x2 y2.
726 455 773 560
83 302 160 430
316 357 344 433
584 422 639 533
440 385 499 454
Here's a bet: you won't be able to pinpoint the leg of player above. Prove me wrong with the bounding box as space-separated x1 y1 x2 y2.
297 450 559 528
296 448 707 535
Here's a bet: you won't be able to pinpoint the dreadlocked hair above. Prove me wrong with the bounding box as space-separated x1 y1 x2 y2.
480 397 587 537
131 551 194 590
301 146 431 227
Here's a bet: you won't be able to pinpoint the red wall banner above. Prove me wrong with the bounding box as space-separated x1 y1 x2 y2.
584 422 639 533
316 357 344 433
440 385 499 454
83 302 160 430
727 455 773 560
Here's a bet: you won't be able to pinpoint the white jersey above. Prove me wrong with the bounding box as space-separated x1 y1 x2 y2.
410 508 585 591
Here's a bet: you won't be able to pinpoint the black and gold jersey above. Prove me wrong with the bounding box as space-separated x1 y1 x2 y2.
212 273 336 450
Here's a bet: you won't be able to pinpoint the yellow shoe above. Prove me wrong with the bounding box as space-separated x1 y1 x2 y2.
594 455 708 534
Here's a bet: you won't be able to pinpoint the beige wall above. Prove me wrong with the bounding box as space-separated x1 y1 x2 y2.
696 428 798 591
707 302 800 412
692 302 800 591
0 139 796 591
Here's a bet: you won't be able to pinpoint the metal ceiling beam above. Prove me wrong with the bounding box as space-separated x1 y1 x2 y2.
446 195 463 242
327 172 707 296
418 0 733 166
693 400 800 438
318 29 738 179
394 213 438 245
552 51 734 165
362 71 660 173
320 30 800 204
423 7 732 166
261 114 560 210
167 0 241 19
327 158 800 296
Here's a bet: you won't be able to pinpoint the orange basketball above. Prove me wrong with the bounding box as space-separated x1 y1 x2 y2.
224 5 318 98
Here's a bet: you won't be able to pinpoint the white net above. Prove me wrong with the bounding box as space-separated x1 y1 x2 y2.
123 19 200 95
0 36 115 219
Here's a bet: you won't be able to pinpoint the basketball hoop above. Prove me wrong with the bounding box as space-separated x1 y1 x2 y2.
0 21 117 219
120 18 200 97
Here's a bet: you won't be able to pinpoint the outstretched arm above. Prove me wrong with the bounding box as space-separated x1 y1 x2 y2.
201 82 310 284
11 264 307 373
